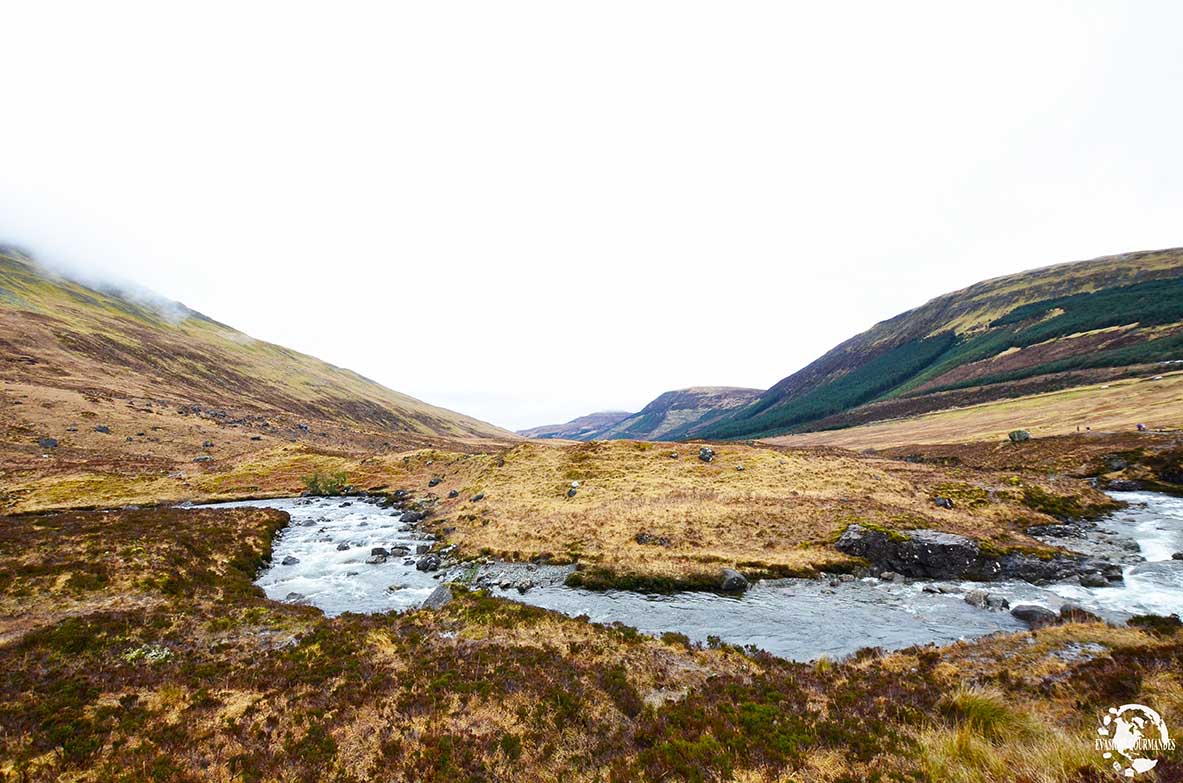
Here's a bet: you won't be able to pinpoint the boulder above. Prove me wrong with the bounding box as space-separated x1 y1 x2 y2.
281 555 300 566
567 488 577 498
1172 552 1183 561
1011 604 1058 629
365 555 387 565
336 542 350 551
964 589 989 608
193 456 213 463
416 554 442 572
421 584 453 610
95 425 111 434
1080 572 1109 588
719 568 748 592
416 544 431 554
834 523 1110 583
1008 429 1030 443
933 496 954 510
401 511 425 524
986 594 1010 610
284 592 306 603
202 440 214 448
428 477 442 487
38 437 58 449
698 446 714 463
470 492 485 502
735 465 744 471
448 489 460 498
370 547 390 557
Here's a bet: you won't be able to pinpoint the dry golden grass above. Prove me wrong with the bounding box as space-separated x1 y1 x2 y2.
773 370 1183 450
408 441 1111 585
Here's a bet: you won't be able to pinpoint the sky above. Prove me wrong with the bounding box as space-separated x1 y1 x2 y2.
2 2 1182 431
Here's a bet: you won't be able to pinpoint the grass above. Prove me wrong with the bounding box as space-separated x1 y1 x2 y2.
774 371 1183 450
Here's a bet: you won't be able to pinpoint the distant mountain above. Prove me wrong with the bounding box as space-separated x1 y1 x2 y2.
700 247 1183 440
592 387 763 441
518 411 633 440
0 249 513 443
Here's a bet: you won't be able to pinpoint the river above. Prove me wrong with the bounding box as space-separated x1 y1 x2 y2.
208 490 1183 661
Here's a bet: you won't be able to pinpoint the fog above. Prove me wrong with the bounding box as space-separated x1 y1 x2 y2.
2 2 1181 430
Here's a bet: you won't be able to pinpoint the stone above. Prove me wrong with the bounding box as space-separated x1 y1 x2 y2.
1172 552 1183 561
401 511 424 524
448 489 460 498
635 532 672 547
428 477 442 487
193 456 213 463
735 465 744 471
1079 572 1109 588
416 544 431 554
38 437 58 449
985 593 1010 610
202 440 214 448
365 555 387 565
95 425 111 433
567 488 577 498
834 523 1105 583
470 493 485 502
421 584 453 610
879 571 903 582
370 547 389 557
416 554 441 572
281 555 300 566
336 542 350 551
284 592 306 603
719 568 748 592
933 496 954 510
670 451 678 459
964 589 989 608
1008 429 1030 443
1011 604 1058 629
698 446 714 463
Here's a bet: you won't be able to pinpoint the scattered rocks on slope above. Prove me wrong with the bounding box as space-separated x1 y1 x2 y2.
719 568 748 592
698 446 714 463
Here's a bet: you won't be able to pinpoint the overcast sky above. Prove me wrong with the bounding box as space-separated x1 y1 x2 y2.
2 3 1182 431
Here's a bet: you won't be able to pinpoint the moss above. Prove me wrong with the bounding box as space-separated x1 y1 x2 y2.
564 567 720 593
1021 484 1119 521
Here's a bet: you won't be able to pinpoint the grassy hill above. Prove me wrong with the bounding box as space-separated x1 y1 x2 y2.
702 247 1183 440
591 387 762 441
0 249 514 511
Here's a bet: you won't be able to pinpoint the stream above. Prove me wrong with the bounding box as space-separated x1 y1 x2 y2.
210 490 1183 661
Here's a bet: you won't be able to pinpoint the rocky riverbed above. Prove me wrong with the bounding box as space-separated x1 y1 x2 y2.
209 489 1183 661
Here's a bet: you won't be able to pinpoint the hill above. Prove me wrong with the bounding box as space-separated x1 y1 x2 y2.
0 249 514 510
518 410 632 440
590 387 762 441
701 247 1183 440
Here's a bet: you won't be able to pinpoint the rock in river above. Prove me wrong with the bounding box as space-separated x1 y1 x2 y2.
720 568 748 592
835 523 1117 584
1011 604 1058 629
421 584 453 610
416 554 441 572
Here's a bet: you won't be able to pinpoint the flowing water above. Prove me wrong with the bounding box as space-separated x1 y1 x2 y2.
218 490 1183 661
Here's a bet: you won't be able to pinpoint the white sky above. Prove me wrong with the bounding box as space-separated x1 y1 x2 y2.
2 2 1182 431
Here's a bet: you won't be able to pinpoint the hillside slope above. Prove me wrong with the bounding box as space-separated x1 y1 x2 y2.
518 411 632 440
0 248 516 511
702 247 1183 440
592 387 762 440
